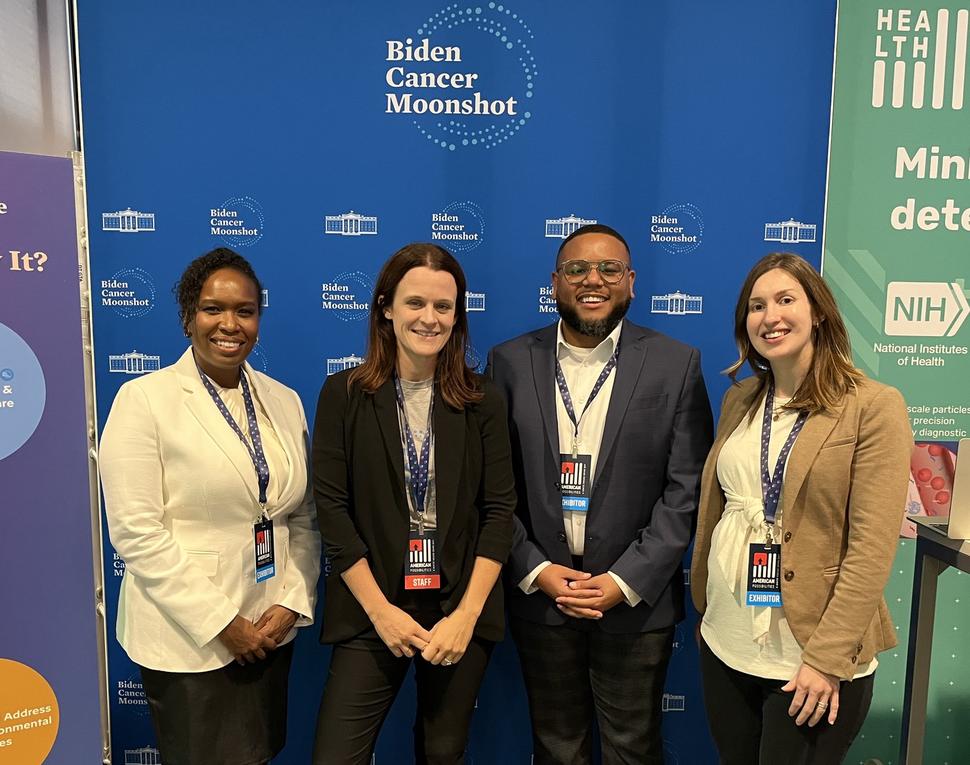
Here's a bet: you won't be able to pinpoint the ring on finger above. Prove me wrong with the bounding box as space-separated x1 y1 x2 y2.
442 658 454 666
815 701 828 710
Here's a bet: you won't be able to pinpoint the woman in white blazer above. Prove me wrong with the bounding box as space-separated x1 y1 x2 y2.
100 248 320 765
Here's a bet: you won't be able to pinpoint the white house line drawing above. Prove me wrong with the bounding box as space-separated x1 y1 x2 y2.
651 291 703 315
109 351 161 375
103 208 156 233
325 211 378 236
764 219 816 244
327 354 365 376
545 214 596 239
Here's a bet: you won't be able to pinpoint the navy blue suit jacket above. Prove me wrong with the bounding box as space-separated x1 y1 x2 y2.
487 319 713 633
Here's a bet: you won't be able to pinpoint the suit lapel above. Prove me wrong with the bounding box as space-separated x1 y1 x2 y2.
246 364 300 512
433 391 464 548
594 321 647 484
781 401 845 528
374 379 407 511
176 349 260 506
530 328 560 467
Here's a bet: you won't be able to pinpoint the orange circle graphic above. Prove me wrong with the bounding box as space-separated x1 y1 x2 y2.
0 659 59 764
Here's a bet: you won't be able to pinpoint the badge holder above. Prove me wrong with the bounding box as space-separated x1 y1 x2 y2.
405 529 440 590
560 453 592 513
745 536 782 607
254 517 276 583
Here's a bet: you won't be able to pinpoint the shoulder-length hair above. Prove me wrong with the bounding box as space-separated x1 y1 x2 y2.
349 242 482 409
725 252 862 414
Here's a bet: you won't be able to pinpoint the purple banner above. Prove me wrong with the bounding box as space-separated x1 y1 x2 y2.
0 151 101 764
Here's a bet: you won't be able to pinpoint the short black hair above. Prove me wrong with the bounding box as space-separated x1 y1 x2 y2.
557 223 631 264
174 247 263 333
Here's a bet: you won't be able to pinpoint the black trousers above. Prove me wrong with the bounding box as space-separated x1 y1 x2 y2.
510 615 674 765
312 623 494 765
699 637 874 765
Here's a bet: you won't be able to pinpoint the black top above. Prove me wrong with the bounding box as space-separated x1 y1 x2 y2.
312 372 516 643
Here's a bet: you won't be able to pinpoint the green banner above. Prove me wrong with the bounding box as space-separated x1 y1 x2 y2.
827 5 970 764
826 3 970 442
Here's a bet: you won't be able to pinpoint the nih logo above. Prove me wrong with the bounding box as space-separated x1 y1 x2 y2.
885 281 970 337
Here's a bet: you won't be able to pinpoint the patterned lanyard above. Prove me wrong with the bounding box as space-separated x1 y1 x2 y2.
759 384 808 530
555 343 619 458
393 375 434 517
196 361 270 509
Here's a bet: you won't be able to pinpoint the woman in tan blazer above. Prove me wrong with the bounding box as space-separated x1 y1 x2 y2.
690 253 912 765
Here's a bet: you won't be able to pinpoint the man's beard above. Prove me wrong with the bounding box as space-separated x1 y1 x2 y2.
557 296 630 340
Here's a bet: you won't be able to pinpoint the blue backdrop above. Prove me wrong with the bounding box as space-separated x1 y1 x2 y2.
77 2 835 762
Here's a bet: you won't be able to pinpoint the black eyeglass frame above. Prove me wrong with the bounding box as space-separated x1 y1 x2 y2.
556 259 631 285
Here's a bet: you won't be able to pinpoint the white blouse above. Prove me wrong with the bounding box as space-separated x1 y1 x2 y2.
700 392 875 680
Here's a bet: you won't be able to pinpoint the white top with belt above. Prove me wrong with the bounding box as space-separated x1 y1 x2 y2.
701 393 876 680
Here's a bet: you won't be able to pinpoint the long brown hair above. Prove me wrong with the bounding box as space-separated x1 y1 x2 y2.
349 243 483 409
725 253 862 414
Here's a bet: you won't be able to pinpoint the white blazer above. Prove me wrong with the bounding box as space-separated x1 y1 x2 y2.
99 348 320 672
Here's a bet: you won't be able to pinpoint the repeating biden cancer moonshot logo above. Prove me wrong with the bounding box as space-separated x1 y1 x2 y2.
210 196 265 248
431 201 485 252
322 271 374 321
101 268 155 318
650 203 703 255
384 2 537 150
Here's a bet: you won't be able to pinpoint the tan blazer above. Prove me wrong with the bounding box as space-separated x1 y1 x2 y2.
690 375 912 679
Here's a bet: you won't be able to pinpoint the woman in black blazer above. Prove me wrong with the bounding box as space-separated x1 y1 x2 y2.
311 243 515 765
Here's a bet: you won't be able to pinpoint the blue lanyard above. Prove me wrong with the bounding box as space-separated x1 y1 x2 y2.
196 360 270 509
760 384 808 528
393 375 434 517
555 344 619 457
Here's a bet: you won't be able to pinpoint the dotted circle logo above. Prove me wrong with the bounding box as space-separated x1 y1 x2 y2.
434 201 485 252
213 196 265 248
411 3 537 150
105 267 155 319
657 203 704 255
248 344 269 373
322 271 374 323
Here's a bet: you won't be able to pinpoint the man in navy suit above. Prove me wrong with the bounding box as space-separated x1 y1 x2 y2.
487 224 713 764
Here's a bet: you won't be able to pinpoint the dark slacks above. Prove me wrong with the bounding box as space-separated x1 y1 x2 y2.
312 630 494 765
510 615 675 765
699 637 874 765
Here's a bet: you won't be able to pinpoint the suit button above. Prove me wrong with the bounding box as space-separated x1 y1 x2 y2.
558 532 567 543
857 643 863 652
851 656 857 664
554 482 561 490
783 531 792 543
784 570 794 581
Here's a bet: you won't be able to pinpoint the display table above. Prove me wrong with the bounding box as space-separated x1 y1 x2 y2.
900 516 970 765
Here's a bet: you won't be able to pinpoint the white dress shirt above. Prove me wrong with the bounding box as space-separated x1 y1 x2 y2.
518 321 641 606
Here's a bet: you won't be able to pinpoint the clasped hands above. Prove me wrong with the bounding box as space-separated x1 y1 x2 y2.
536 564 624 619
371 602 476 666
217 604 297 665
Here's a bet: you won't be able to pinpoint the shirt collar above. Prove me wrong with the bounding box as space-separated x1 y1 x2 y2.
556 319 623 362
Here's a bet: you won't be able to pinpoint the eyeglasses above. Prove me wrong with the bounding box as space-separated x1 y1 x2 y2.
557 259 630 284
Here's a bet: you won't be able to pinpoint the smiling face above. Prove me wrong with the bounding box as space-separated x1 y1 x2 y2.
187 267 260 387
382 265 457 380
552 232 635 347
746 267 817 380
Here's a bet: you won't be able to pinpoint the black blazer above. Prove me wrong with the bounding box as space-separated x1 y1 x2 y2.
312 371 516 644
488 319 713 633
